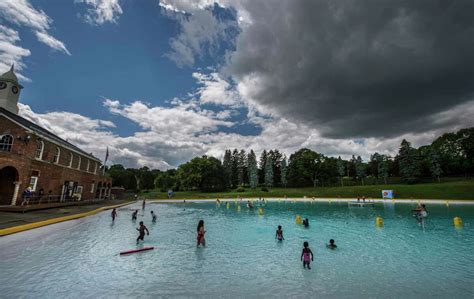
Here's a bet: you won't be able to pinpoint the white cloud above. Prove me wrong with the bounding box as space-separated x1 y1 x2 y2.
192 72 240 107
0 25 31 81
0 0 71 56
35 31 71 56
75 0 123 25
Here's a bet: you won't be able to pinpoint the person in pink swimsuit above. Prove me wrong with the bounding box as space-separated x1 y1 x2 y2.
196 220 206 247
301 241 314 269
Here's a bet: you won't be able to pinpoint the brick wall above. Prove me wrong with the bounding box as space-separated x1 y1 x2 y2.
0 115 111 205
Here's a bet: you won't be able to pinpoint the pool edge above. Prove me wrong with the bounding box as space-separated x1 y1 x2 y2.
0 202 134 237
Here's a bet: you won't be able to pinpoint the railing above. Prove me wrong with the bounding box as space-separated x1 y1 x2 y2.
20 195 78 206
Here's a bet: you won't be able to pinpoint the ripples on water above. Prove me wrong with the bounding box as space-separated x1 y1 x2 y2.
0 201 473 298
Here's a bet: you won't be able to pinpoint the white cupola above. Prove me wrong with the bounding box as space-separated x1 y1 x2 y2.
0 65 23 115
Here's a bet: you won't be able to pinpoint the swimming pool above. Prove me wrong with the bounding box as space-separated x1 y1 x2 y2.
0 201 473 298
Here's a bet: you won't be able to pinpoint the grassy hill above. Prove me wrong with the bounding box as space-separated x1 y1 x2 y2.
141 180 474 200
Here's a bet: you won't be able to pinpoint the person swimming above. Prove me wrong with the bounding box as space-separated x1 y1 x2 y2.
197 220 206 247
111 208 117 221
150 211 157 222
132 210 138 221
303 218 309 227
275 225 284 241
247 200 254 209
136 221 149 244
326 239 337 249
301 241 314 269
413 204 428 223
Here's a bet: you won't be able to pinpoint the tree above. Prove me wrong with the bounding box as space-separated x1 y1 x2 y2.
222 149 232 188
337 156 345 186
398 139 421 184
355 156 367 185
237 149 247 186
429 150 442 183
259 150 268 184
231 149 239 188
287 148 323 187
129 167 153 191
378 155 390 184
264 155 274 188
280 156 288 187
177 156 226 192
247 150 258 189
269 149 283 186
369 152 382 178
154 169 177 191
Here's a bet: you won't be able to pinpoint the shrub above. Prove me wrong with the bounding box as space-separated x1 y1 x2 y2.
261 187 269 192
236 186 246 192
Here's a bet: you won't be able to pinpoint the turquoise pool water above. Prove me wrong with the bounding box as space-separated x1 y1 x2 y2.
0 201 473 298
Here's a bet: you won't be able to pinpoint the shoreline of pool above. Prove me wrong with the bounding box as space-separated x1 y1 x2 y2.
148 198 474 205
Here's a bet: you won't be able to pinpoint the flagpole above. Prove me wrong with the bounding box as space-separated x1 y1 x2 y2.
103 147 108 176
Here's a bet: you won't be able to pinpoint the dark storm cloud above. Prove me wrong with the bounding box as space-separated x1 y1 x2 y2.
227 0 474 138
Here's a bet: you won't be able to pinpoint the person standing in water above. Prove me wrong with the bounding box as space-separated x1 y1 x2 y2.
142 198 146 210
326 239 337 249
111 208 117 221
197 220 206 247
136 221 149 244
150 210 157 222
132 210 138 221
275 225 284 241
301 241 314 269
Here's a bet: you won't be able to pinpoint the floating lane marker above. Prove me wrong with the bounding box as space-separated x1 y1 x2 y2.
120 247 154 255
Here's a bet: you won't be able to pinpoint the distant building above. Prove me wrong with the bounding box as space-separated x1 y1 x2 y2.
0 66 111 205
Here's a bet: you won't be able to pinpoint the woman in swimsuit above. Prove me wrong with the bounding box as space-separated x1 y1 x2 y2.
275 225 284 241
301 241 314 269
197 220 206 247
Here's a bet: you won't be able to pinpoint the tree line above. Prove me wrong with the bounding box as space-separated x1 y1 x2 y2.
108 127 474 192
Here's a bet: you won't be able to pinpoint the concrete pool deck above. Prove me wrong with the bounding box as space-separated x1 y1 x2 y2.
1 197 473 236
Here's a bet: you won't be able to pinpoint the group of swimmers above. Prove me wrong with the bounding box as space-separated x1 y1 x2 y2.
275 224 337 269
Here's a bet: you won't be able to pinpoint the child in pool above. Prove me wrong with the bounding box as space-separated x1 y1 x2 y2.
132 210 138 220
327 239 337 249
111 208 117 221
301 241 314 269
247 200 253 209
303 218 309 227
150 211 157 222
275 225 284 241
197 220 206 247
136 221 149 244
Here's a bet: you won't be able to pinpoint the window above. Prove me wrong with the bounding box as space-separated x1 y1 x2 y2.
35 140 44 159
0 135 13 152
69 153 73 167
91 181 95 193
77 156 81 170
87 159 90 172
29 176 38 191
53 147 60 164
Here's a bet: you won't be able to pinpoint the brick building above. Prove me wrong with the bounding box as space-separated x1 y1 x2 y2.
0 66 111 205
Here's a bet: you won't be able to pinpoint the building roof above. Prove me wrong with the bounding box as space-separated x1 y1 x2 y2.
0 65 23 88
0 107 101 162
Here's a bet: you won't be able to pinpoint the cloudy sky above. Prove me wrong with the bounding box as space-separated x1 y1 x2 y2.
1 0 473 169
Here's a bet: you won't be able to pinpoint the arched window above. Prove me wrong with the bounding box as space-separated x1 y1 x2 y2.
0 135 13 152
53 147 60 164
77 156 81 170
35 140 44 159
69 153 73 167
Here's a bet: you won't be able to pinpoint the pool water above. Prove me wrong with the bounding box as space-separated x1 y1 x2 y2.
1 201 473 298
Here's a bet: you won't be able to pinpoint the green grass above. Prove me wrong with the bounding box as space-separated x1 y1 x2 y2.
141 180 474 200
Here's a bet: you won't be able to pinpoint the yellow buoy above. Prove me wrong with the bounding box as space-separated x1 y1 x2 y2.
454 217 463 227
226 202 230 209
375 216 384 227
295 215 302 225
237 205 241 212
258 208 264 215
445 200 449 207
